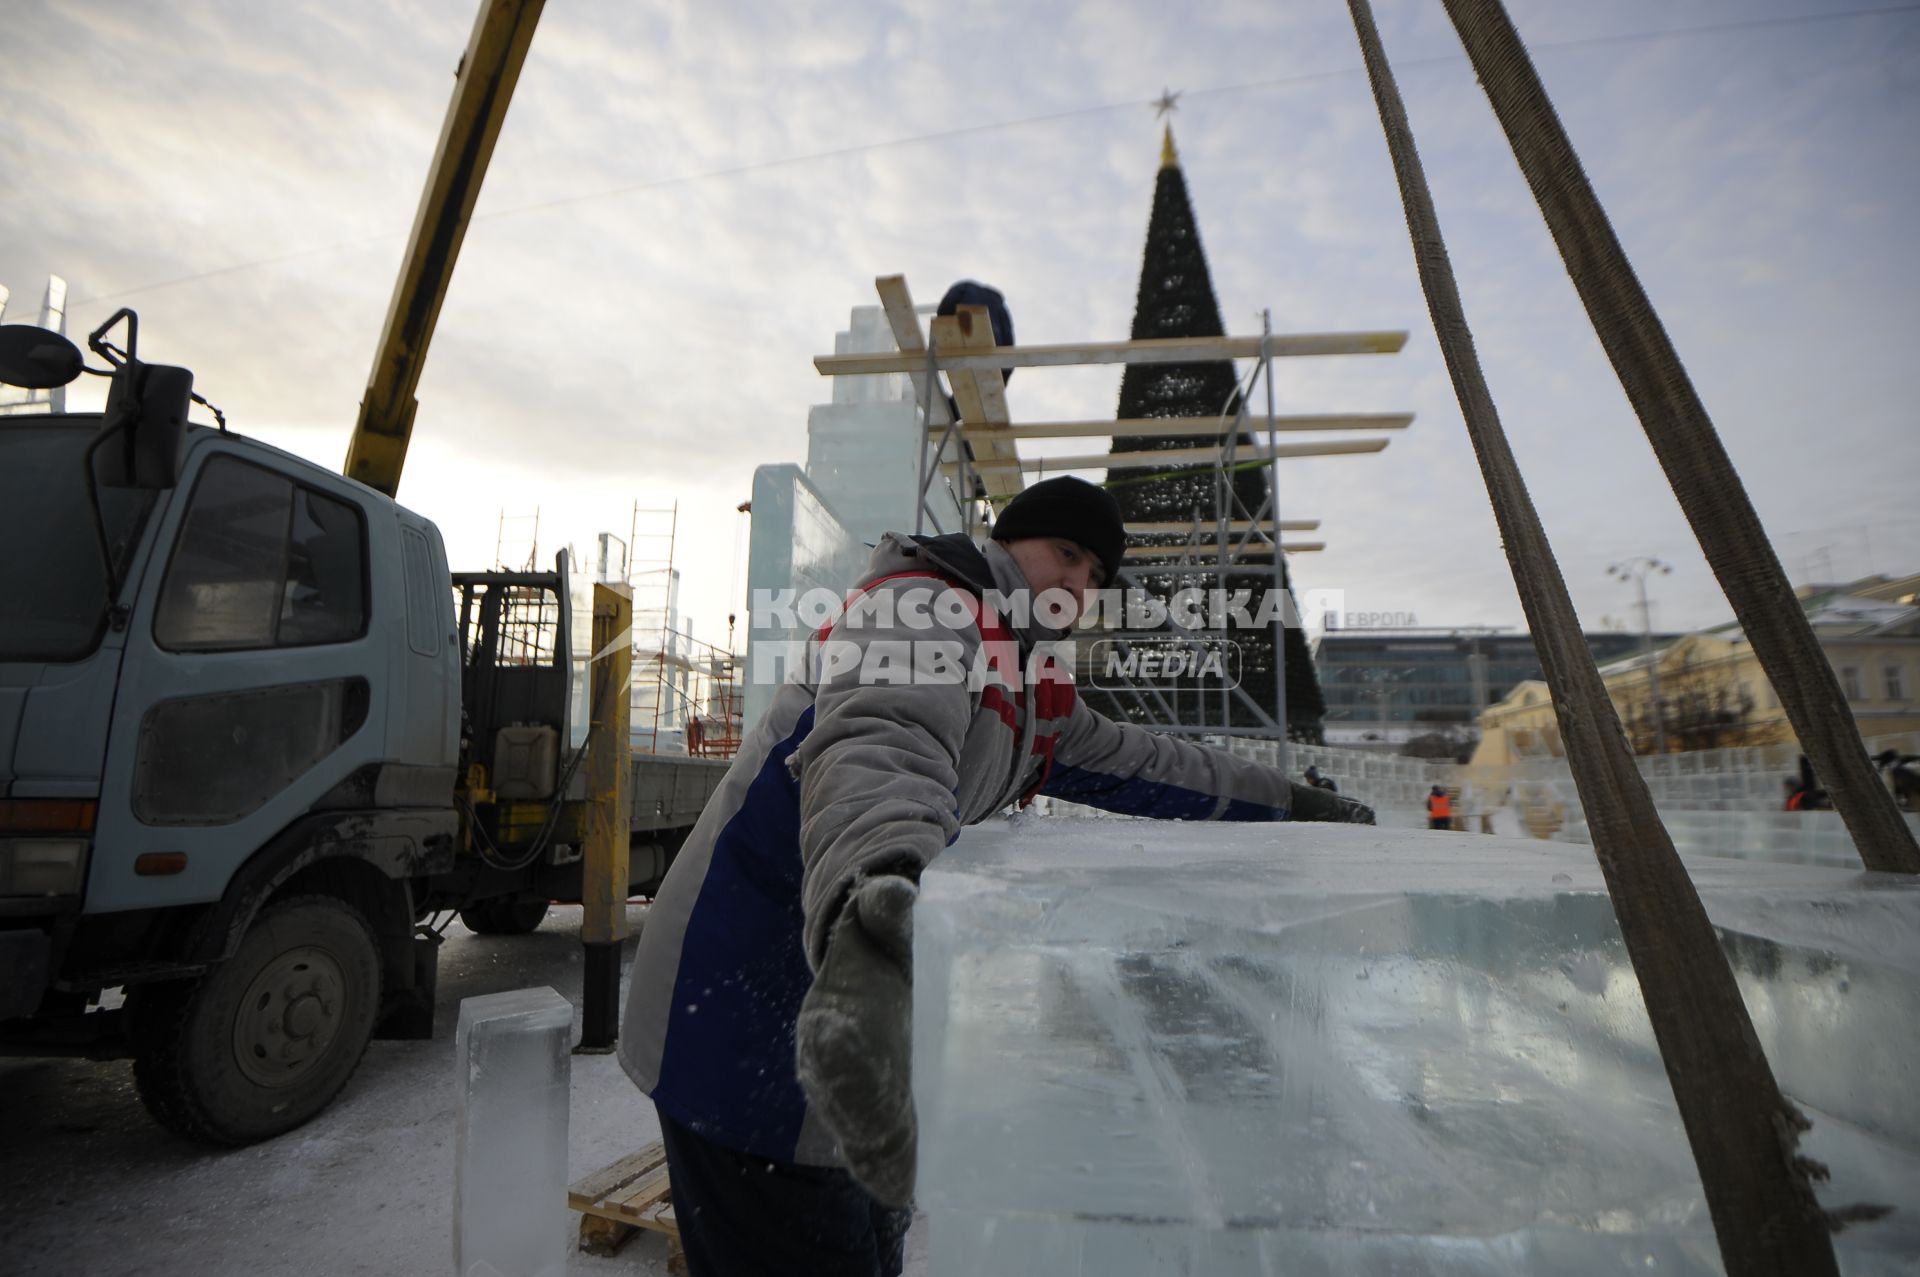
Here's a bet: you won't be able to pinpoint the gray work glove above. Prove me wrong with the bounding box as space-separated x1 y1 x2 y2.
795 873 918 1208
1288 781 1376 825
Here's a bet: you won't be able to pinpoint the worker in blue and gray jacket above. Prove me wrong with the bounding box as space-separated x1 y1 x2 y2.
618 476 1371 1277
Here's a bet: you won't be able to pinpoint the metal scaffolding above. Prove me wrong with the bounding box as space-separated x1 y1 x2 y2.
813 275 1416 753
624 503 744 758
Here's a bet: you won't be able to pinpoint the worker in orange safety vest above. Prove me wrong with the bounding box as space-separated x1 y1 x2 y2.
1427 785 1452 831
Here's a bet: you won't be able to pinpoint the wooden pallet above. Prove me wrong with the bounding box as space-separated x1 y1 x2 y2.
568 1141 683 1271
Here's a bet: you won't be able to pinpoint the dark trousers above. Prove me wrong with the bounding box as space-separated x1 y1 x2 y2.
657 1107 911 1277
1428 816 1450 830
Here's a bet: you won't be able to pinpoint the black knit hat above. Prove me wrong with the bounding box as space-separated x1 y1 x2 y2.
990 476 1127 585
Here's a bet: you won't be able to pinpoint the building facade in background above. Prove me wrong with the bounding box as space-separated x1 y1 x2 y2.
1315 628 1667 749
1474 573 1920 762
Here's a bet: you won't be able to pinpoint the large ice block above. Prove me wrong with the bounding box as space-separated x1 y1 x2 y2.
454 987 573 1277
741 463 871 731
912 818 1920 1275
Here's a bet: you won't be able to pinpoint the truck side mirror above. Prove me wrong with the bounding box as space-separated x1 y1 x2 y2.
96 359 192 490
0 324 83 389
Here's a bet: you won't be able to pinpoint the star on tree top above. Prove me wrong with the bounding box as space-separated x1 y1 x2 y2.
1152 88 1182 119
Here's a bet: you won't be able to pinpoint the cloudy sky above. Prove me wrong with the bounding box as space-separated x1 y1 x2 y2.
4 0 1917 649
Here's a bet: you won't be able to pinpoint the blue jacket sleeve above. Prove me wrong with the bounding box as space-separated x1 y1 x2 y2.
1041 697 1293 821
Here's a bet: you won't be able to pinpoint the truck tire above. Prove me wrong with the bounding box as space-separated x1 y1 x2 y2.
457 897 549 935
129 895 382 1145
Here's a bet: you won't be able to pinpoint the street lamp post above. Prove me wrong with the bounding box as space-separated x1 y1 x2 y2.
1608 557 1673 754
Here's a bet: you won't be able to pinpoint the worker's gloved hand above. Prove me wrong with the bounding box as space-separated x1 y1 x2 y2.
795 873 918 1209
1288 781 1376 825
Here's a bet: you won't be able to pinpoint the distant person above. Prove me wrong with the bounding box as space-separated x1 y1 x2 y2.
1427 784 1452 831
1871 748 1920 811
1790 755 1831 811
935 280 1015 380
1305 764 1338 793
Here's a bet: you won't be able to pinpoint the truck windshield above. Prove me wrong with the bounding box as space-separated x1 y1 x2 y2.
0 422 158 662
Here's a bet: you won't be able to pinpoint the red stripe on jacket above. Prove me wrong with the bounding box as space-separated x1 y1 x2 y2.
814 568 1074 803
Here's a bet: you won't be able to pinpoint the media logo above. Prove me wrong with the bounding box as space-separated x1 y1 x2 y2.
1086 637 1242 692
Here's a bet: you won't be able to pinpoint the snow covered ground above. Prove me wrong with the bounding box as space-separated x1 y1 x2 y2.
0 905 929 1275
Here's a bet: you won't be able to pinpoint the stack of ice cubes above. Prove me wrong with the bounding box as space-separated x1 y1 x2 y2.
912 819 1920 1275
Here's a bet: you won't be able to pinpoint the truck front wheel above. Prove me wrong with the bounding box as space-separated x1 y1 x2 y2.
129 895 382 1145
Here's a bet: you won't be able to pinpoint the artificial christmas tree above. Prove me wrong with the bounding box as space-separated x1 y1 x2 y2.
1083 126 1326 739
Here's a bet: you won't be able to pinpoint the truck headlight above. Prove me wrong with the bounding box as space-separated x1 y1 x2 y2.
0 839 90 896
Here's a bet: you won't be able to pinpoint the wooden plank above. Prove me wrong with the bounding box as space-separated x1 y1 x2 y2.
817 331 1408 377
874 275 953 429
931 311 997 495
567 1142 666 1209
932 413 1414 440
1130 518 1320 533
1120 556 1323 574
944 437 1389 475
570 1141 680 1263
1073 438 1389 468
930 310 1024 501
875 275 926 353
1127 541 1324 559
613 1166 675 1219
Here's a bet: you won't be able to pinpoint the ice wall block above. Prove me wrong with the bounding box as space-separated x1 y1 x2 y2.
455 987 574 1277
913 819 1920 1275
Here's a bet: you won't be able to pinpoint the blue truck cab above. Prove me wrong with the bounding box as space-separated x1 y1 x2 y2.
1 385 471 1139
0 320 653 1144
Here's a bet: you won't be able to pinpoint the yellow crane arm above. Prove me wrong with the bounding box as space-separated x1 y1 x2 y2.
344 0 545 496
